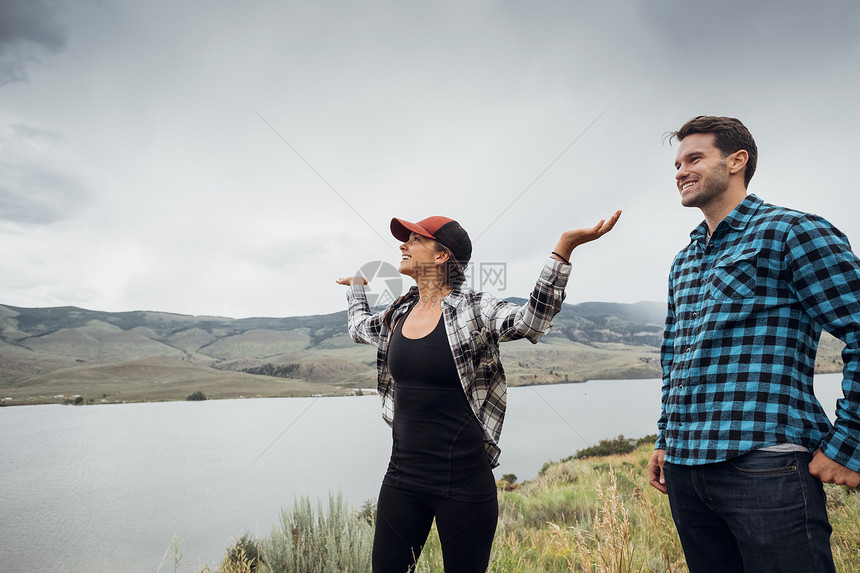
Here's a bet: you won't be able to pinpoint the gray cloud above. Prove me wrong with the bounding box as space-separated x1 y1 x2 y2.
0 171 86 225
6 122 63 141
640 0 860 74
0 124 87 225
0 0 68 85
0 0 858 317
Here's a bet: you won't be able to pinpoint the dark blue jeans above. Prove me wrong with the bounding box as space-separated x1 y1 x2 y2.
663 450 835 573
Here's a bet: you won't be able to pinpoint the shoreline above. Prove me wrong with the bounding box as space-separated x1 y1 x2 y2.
0 378 617 408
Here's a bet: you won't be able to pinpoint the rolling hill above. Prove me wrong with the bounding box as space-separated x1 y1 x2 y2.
0 300 844 405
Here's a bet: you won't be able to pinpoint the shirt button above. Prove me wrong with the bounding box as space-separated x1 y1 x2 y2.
685 347 691 353
692 312 698 318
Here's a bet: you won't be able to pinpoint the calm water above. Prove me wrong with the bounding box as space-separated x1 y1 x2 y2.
0 375 845 572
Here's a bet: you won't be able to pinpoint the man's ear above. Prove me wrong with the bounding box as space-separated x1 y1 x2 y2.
728 149 748 176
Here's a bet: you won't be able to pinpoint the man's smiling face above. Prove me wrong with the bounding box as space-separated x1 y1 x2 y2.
674 132 730 210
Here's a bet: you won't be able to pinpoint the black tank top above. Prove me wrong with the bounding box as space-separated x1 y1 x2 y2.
384 309 496 501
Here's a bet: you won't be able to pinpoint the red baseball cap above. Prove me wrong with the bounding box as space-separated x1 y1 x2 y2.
390 216 472 264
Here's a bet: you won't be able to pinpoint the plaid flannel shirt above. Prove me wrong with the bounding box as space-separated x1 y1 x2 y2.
346 257 570 468
657 194 860 471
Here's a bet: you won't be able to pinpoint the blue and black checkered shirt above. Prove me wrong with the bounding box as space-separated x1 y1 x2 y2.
657 194 860 472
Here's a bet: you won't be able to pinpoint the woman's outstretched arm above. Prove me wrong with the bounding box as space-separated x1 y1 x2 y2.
487 210 622 342
336 275 384 345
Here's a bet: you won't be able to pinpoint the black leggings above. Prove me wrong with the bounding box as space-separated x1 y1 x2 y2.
372 484 498 573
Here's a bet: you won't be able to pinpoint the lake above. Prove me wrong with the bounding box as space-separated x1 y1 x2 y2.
0 374 845 572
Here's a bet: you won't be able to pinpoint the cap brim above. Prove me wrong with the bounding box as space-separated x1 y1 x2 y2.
390 218 434 242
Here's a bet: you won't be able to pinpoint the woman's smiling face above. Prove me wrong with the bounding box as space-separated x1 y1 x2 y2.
398 232 446 278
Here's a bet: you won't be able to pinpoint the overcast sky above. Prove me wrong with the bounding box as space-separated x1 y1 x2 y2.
1 0 859 319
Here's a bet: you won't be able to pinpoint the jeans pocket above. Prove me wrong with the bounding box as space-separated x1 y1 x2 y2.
729 450 806 475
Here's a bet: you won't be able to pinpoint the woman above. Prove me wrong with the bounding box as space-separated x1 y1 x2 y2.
336 212 620 572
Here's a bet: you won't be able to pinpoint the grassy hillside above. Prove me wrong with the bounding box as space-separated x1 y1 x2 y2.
0 301 845 406
190 442 860 573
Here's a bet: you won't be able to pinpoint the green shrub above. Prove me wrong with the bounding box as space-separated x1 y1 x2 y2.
538 435 658 476
261 493 373 573
186 391 207 401
225 533 261 572
575 435 637 459
207 443 860 573
356 499 376 526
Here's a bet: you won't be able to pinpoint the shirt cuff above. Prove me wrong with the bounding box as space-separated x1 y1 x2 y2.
542 256 572 289
820 427 860 473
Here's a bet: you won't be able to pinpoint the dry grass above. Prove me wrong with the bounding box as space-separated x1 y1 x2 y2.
549 469 636 571
2 356 355 404
500 338 661 386
196 445 859 573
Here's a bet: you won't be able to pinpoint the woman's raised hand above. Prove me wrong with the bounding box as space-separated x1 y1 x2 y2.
553 210 622 262
336 277 368 286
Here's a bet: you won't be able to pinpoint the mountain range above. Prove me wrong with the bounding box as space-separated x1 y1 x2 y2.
0 300 844 406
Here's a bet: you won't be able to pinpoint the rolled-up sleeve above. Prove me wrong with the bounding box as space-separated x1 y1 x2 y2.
345 286 385 345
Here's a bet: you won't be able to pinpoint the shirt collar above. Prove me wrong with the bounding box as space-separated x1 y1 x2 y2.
689 193 763 243
395 287 464 314
441 287 467 310
391 288 420 316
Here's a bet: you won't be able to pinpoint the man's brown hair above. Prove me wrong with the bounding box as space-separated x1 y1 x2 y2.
669 116 758 188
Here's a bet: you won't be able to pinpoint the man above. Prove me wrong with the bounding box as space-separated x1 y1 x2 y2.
648 116 860 573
